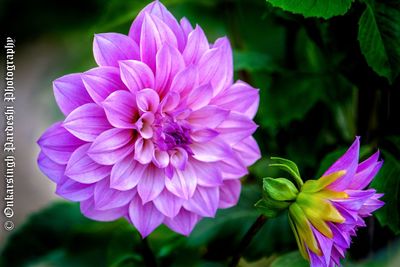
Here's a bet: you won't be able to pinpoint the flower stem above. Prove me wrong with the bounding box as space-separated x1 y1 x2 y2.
141 237 158 267
228 215 268 267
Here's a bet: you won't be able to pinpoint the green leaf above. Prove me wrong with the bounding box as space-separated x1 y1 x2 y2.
187 185 294 261
271 251 308 267
358 1 400 83
234 50 281 73
371 150 400 234
0 202 143 267
265 0 353 19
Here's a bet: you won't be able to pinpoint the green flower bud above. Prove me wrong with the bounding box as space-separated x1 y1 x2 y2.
263 177 299 201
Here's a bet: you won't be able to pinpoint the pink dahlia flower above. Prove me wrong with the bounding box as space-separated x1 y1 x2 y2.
37 1 260 237
288 137 384 266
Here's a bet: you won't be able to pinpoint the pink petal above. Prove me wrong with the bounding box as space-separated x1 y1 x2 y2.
110 155 147 190
129 1 185 51
188 105 229 128
190 159 223 187
65 143 111 184
53 73 92 116
88 128 134 165
136 112 155 139
191 128 219 143
183 25 209 65
103 90 138 129
82 66 128 104
129 195 164 238
312 226 333 266
170 65 199 99
325 137 360 191
211 80 259 119
137 164 165 203
63 103 112 142
165 163 197 200
335 189 375 211
37 152 65 183
94 178 136 210
219 179 241 208
180 17 193 38
233 136 261 166
357 150 380 172
81 197 127 221
186 83 213 110
56 176 95 201
359 194 384 216
140 13 178 71
219 152 248 180
155 44 185 97
348 151 382 190
159 91 180 114
183 186 219 217
37 122 85 165
328 222 351 249
152 149 169 168
164 209 199 236
348 161 382 190
119 60 155 93
190 137 231 162
93 33 139 67
216 111 258 146
153 189 184 218
134 138 155 164
198 37 233 96
307 248 326 267
170 147 188 170
136 89 160 113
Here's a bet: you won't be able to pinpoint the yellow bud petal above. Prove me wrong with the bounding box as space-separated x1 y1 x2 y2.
297 192 345 224
314 189 348 200
304 212 333 239
302 170 346 193
288 214 309 260
289 203 321 256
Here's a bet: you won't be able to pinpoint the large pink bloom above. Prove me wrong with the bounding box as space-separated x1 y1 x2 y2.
37 1 260 237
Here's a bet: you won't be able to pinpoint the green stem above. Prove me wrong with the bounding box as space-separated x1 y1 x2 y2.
141 237 157 267
228 215 268 267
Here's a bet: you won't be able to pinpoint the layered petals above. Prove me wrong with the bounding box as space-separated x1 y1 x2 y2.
53 73 92 116
63 103 112 142
285 138 384 267
38 122 85 165
103 90 138 128
82 67 128 104
65 143 111 184
129 195 164 238
88 128 134 165
93 33 139 67
38 0 260 238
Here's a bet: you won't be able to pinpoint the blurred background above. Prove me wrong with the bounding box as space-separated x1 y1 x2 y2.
0 0 399 266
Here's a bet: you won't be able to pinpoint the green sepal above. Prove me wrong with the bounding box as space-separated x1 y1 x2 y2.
269 157 303 187
263 177 299 201
255 195 291 218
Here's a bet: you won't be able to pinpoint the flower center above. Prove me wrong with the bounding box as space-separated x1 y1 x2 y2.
153 115 192 151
